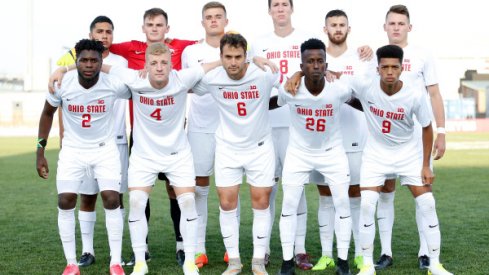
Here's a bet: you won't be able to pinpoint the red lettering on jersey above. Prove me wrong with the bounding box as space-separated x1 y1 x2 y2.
156 96 175 106
86 105 106 113
315 109 334 117
266 51 281 59
402 63 411 71
369 106 385 117
386 111 405 120
140 96 155 105
223 91 239 99
240 90 260 99
397 107 404 113
98 99 104 104
292 45 299 50
282 50 300 59
68 104 84 113
297 107 313 116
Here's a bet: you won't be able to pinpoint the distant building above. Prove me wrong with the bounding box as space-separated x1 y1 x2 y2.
459 70 489 118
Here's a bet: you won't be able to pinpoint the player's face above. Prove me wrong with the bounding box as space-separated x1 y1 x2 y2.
142 15 170 43
221 45 247 80
89 22 113 50
324 16 350 45
384 12 412 46
202 8 228 37
377 57 403 87
76 50 102 81
300 49 327 82
268 0 293 26
146 52 172 87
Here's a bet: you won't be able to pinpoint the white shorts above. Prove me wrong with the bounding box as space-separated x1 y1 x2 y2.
283 146 350 187
128 147 195 189
360 141 424 187
78 143 128 195
272 127 289 178
56 143 121 194
188 132 215 177
214 136 275 188
309 151 362 186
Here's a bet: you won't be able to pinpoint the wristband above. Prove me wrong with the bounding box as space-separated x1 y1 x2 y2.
436 127 446 134
37 138 47 148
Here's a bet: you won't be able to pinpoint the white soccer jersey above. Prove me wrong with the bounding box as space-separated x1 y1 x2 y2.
351 76 432 148
47 71 130 149
111 66 205 157
251 29 316 128
278 78 351 152
104 52 129 144
327 48 374 152
193 64 281 149
181 42 219 133
399 45 438 86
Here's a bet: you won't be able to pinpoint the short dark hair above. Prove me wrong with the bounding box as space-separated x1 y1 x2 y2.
376 45 404 64
74 39 105 59
220 33 247 53
268 0 293 9
144 8 168 24
386 4 410 22
202 1 226 16
89 15 114 32
300 38 326 54
325 9 348 21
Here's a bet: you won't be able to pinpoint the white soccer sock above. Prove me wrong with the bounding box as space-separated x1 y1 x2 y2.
294 188 307 255
253 207 271 259
416 203 429 257
177 192 198 264
377 191 395 257
415 193 441 265
318 195 335 257
78 210 96 255
105 207 123 265
128 190 149 263
350 197 362 257
359 190 379 266
58 207 77 265
331 183 352 260
195 186 209 254
280 185 303 260
266 183 279 254
220 207 240 259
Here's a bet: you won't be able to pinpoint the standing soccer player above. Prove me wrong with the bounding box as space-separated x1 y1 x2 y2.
352 45 452 275
277 38 353 275
37 39 129 275
375 5 447 270
192 33 281 275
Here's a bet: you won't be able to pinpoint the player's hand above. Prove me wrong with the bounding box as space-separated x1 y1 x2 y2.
138 68 148 79
48 67 68 93
252 56 278 73
284 71 302 96
325 70 341 82
357 45 373 61
421 166 434 185
432 133 446 160
36 154 49 179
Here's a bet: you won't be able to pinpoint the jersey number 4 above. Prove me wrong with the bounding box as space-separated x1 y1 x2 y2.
150 108 162 121
305 117 326 132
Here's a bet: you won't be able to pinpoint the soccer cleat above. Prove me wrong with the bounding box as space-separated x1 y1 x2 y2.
336 258 352 275
312 255 335 270
176 249 185 267
130 261 148 275
294 253 313 270
195 253 208 268
427 263 453 275
354 256 364 269
78 252 95 267
126 252 151 266
251 258 268 275
223 251 229 263
418 255 430 270
264 253 271 267
222 257 242 275
183 261 200 275
357 264 376 275
278 259 295 275
110 264 125 275
62 264 80 275
374 254 392 270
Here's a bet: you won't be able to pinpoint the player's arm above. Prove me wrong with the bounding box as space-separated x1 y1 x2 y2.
48 65 75 93
252 56 279 73
357 45 373 61
427 84 446 160
421 123 435 185
36 101 58 179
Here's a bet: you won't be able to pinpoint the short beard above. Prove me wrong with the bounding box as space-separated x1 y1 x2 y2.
328 32 348 45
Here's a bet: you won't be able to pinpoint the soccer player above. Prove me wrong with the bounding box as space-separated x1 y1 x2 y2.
375 5 447 270
192 33 281 275
180 2 228 268
276 38 353 275
36 39 129 275
56 15 129 267
351 45 452 275
308 10 374 271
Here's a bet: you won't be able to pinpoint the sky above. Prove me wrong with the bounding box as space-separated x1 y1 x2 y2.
0 0 488 97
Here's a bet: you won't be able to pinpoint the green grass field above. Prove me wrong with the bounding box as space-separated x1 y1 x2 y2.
0 133 488 274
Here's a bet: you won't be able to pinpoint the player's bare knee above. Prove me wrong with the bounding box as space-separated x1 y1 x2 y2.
196 176 210 187
80 194 98 211
348 185 361 197
58 193 77 209
100 190 120 209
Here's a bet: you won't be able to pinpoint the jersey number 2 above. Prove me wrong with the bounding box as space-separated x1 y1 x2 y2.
82 114 91 128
